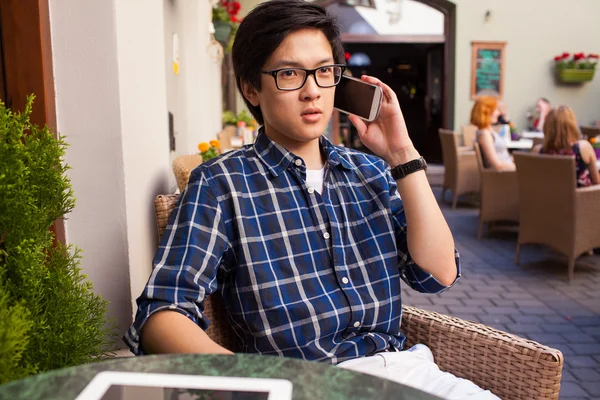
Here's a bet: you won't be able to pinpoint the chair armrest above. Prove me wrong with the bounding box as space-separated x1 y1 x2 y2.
401 306 563 399
481 169 517 186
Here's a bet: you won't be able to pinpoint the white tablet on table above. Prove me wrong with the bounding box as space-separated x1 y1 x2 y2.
75 371 293 400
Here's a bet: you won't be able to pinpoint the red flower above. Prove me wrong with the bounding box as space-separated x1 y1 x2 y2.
562 52 570 58
554 55 563 61
344 52 351 61
589 54 599 59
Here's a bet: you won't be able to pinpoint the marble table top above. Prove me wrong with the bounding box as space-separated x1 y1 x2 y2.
0 353 440 400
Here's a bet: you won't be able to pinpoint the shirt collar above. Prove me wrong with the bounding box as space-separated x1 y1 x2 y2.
252 127 355 177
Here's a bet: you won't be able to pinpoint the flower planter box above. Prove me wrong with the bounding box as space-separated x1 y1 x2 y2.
556 68 595 83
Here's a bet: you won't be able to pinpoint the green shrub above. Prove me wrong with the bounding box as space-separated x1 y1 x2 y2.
0 96 117 384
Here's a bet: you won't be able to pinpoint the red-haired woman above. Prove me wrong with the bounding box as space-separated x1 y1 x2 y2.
471 96 515 171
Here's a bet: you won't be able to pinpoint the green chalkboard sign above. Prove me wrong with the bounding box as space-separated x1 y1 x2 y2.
471 42 506 98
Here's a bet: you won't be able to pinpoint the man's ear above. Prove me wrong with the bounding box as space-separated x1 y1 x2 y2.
241 80 260 107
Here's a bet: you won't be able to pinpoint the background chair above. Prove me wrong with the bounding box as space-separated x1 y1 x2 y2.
439 129 480 208
514 152 600 280
531 137 544 148
474 143 520 239
218 125 236 152
172 154 203 193
153 193 563 399
460 124 478 151
580 125 600 140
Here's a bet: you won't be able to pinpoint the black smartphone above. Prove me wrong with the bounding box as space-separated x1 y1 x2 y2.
334 75 383 122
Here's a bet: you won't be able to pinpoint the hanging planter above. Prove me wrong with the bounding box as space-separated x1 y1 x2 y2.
213 21 232 46
553 52 598 84
556 68 595 83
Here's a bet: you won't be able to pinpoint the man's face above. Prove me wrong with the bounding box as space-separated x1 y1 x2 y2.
536 100 548 115
252 29 336 148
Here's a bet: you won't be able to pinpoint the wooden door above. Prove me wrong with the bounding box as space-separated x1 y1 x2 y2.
0 0 63 243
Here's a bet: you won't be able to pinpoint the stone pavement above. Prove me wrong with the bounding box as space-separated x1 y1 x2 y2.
403 190 600 399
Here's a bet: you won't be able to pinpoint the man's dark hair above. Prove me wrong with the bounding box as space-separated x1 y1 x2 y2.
232 0 345 125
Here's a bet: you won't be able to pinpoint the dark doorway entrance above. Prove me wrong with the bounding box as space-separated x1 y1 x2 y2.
342 42 445 163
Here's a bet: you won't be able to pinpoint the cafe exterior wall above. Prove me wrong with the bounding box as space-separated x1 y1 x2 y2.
452 0 600 129
49 0 223 341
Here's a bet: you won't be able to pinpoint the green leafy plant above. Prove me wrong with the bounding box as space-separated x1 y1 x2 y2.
0 96 117 384
222 109 255 127
554 52 599 70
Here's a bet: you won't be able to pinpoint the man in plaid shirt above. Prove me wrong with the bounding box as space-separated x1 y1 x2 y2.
125 1 498 398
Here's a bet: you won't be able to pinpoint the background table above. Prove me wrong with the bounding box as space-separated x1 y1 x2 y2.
506 138 533 150
0 353 441 400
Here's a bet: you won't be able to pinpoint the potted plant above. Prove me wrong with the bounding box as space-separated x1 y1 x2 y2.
212 1 241 50
0 97 117 384
197 140 221 162
554 52 598 83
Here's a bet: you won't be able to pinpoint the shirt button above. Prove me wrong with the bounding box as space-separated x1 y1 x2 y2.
342 277 349 284
294 159 302 166
353 321 360 328
323 232 330 240
307 187 315 194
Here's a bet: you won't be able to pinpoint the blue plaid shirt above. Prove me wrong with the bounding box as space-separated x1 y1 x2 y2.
125 130 460 363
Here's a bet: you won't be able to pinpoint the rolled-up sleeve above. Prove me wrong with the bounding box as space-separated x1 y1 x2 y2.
123 170 230 355
388 174 461 294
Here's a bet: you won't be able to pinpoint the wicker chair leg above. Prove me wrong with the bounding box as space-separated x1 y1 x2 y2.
568 256 575 281
441 187 447 203
515 243 520 265
452 194 458 209
477 219 484 240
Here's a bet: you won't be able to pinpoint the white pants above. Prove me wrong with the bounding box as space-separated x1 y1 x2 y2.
338 344 500 400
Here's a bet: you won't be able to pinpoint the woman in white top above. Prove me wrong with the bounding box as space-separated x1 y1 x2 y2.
471 96 515 171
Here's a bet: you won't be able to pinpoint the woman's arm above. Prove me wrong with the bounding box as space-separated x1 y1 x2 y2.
477 130 515 171
579 140 600 185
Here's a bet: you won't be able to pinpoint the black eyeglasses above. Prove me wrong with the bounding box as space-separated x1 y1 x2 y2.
261 64 346 91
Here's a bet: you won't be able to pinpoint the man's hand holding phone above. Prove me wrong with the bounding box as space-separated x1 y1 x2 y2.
347 75 419 167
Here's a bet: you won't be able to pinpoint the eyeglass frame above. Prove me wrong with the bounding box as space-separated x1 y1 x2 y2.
260 64 347 91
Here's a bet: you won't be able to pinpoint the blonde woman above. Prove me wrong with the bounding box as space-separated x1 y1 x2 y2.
471 96 515 171
533 106 599 187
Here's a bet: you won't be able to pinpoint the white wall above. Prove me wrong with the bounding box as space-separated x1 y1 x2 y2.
452 0 600 129
49 0 133 342
164 0 224 157
49 0 209 342
113 1 172 320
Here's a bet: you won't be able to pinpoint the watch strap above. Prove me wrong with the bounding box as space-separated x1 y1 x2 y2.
390 157 427 180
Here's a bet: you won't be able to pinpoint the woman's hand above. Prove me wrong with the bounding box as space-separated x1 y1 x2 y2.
348 75 418 166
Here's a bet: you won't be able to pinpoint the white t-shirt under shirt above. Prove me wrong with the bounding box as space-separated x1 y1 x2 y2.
306 167 325 195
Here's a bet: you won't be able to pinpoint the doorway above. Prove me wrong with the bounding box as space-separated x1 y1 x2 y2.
343 42 444 162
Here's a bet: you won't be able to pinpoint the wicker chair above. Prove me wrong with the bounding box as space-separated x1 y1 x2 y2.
153 193 563 399
439 129 480 208
474 143 520 239
172 154 203 193
514 152 600 280
460 124 478 151
217 126 236 152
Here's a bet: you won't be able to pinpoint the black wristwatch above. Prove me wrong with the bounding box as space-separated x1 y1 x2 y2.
390 157 427 180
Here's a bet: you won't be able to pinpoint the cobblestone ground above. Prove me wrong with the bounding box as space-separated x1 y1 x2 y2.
403 190 600 399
